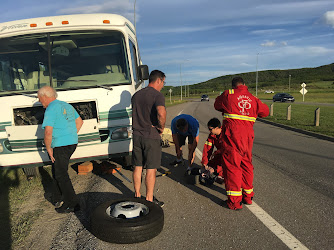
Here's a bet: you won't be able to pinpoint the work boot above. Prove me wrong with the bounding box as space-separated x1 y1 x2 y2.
226 200 243 210
242 197 253 205
215 176 224 184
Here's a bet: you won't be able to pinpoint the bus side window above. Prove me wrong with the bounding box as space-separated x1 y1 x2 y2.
129 39 138 84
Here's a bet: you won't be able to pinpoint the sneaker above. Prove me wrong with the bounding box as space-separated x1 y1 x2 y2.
152 197 164 207
54 201 64 208
184 169 191 176
55 203 80 213
169 159 183 167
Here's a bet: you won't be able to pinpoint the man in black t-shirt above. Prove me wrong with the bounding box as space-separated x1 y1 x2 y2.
131 70 166 206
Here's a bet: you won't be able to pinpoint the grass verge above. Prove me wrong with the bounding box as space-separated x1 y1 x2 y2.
263 102 334 137
0 167 50 249
165 99 188 107
11 209 44 246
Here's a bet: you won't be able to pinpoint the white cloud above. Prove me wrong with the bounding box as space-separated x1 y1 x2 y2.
260 41 288 47
142 24 222 34
323 11 334 28
261 41 276 47
251 29 285 35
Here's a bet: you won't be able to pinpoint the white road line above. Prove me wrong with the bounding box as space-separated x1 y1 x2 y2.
247 202 308 249
193 148 308 250
195 147 203 159
177 110 183 116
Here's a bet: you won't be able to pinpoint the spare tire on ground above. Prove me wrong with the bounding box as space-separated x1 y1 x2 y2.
91 198 164 244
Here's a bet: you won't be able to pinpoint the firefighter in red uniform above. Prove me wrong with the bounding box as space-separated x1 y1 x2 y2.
214 77 269 210
201 118 224 184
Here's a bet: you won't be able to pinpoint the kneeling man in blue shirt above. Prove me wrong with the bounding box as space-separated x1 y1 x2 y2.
170 114 199 171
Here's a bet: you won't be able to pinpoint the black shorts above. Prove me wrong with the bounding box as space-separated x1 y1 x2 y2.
132 135 161 169
177 133 194 146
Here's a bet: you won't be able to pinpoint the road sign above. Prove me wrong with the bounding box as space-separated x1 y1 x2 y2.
300 83 307 102
299 88 308 95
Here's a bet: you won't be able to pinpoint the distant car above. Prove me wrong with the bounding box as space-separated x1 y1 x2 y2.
273 93 295 102
201 94 209 101
264 90 275 94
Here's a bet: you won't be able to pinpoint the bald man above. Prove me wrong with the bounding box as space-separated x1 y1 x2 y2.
38 86 83 213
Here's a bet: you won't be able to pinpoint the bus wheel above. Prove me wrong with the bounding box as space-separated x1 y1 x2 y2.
23 167 38 179
91 198 164 244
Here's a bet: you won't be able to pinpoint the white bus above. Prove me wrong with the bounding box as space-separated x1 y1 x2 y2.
0 14 149 173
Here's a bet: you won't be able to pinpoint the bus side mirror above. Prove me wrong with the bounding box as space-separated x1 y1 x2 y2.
138 65 149 81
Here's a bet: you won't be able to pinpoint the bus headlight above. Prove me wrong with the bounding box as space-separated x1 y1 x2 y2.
4 140 12 151
111 127 132 140
0 140 12 152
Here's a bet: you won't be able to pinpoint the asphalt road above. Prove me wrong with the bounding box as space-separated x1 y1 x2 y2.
39 99 333 250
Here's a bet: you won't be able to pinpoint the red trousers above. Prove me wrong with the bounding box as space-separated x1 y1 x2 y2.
222 124 254 209
207 153 224 177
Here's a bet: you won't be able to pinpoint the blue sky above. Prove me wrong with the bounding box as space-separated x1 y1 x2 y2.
1 0 334 86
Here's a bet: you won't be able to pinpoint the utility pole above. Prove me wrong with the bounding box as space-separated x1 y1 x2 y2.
256 53 259 96
289 74 291 92
134 0 137 30
180 64 182 101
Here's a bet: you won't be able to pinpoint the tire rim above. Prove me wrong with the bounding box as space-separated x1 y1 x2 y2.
107 201 149 219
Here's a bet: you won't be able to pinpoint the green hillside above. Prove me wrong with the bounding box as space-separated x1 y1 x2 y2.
162 63 334 96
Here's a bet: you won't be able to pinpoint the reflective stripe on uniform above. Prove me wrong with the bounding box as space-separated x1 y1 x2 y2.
229 89 234 94
224 113 256 122
226 190 242 196
243 188 253 194
205 141 212 146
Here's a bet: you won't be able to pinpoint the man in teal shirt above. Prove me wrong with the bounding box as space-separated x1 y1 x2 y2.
38 86 83 213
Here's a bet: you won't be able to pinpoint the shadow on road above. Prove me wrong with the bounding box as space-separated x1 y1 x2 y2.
159 151 226 206
38 166 55 205
0 169 20 250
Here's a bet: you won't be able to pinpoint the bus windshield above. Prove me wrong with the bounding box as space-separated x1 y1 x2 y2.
0 30 131 95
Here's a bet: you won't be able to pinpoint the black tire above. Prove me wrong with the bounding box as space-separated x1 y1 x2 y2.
91 198 164 244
